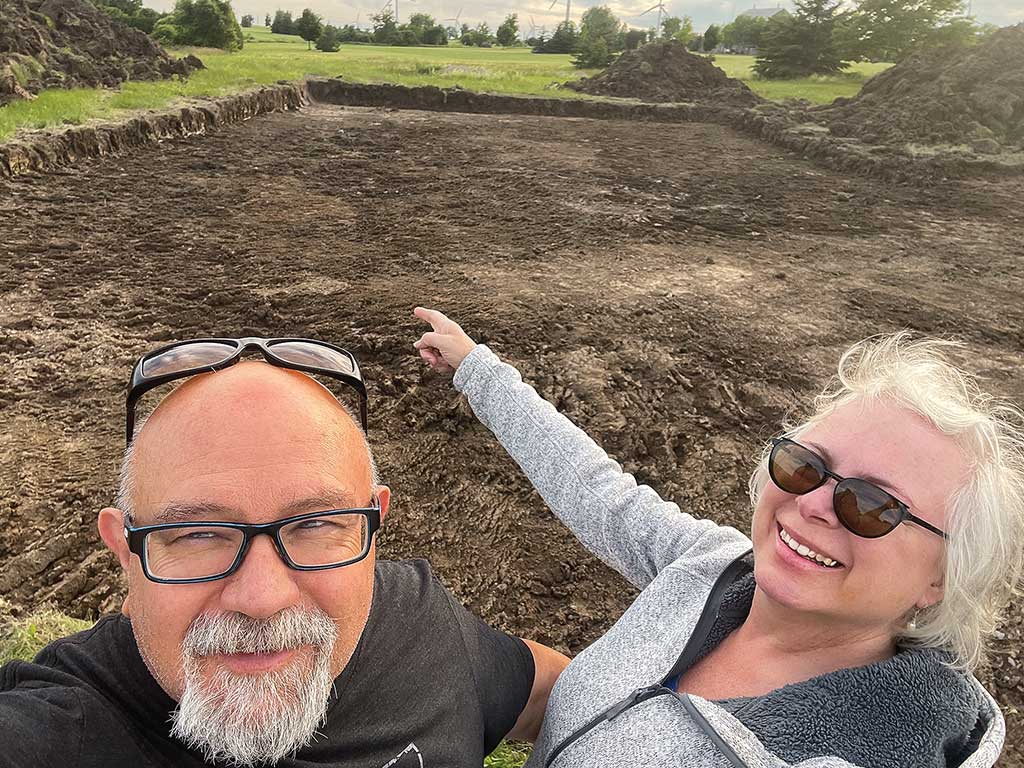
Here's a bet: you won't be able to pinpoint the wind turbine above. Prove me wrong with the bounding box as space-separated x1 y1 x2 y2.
640 0 668 38
441 6 462 37
549 0 571 25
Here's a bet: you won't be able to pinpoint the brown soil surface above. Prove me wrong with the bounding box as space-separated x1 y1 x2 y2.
0 0 201 105
566 39 760 106
1 105 1022 764
811 24 1024 153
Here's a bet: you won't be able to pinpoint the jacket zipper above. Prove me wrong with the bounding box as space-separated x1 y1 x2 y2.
543 549 753 768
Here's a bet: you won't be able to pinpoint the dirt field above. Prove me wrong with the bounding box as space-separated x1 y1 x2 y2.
1 104 1022 763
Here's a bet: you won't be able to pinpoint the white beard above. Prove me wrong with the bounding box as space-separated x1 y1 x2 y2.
170 607 338 766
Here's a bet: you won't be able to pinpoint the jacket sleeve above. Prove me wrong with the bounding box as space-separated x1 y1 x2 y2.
453 344 749 589
0 666 85 768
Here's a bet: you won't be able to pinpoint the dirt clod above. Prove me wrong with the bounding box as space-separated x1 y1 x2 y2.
566 39 761 107
0 0 202 106
811 24 1024 151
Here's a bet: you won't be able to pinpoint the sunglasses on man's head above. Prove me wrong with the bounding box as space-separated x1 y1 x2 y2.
768 438 948 540
126 337 368 445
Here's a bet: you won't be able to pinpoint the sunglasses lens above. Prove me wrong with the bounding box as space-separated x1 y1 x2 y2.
269 341 356 375
141 341 237 378
835 479 902 538
771 441 826 494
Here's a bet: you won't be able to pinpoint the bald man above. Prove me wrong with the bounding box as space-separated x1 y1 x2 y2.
0 358 568 768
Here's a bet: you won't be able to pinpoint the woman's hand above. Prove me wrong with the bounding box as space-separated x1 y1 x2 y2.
413 307 478 374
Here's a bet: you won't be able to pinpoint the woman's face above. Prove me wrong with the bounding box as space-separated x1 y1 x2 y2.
751 398 963 636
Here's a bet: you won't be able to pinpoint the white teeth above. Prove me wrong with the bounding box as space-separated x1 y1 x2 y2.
779 526 841 568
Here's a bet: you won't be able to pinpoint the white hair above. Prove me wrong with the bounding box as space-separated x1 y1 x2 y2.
118 408 380 525
748 331 1024 671
170 606 339 765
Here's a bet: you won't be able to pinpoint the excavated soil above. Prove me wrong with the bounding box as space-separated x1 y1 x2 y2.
0 0 200 105
1 105 1022 764
566 39 760 107
810 23 1024 153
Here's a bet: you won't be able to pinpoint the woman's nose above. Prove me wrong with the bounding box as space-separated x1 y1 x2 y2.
797 482 841 528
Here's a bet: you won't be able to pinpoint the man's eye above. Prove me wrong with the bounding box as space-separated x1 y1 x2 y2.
295 519 331 531
172 531 229 544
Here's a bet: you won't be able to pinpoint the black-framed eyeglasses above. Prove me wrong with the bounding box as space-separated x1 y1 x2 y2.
126 337 368 445
124 506 382 584
768 438 948 540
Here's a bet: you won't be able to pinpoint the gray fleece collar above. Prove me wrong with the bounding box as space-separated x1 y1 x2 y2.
708 568 986 768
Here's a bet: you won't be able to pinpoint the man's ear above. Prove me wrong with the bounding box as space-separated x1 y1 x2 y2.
375 486 391 524
98 507 132 572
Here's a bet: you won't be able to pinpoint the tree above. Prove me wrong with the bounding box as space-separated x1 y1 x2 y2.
496 13 519 46
271 9 295 34
460 22 492 47
240 14 253 27
264 13 271 26
753 1 849 78
533 20 578 53
296 8 323 49
573 36 613 68
624 28 647 49
152 0 243 50
406 12 435 32
130 6 162 32
93 0 166 33
720 14 769 50
660 15 693 42
703 23 720 51
371 8 399 44
420 24 448 45
338 24 372 42
837 0 968 61
316 24 341 51
578 5 622 51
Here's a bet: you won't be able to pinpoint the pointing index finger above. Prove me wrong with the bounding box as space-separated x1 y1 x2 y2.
413 306 448 331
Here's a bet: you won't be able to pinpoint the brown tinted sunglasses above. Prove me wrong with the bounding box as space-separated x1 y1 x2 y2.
768 438 948 540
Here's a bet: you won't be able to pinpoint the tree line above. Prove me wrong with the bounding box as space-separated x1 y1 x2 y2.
89 0 996 74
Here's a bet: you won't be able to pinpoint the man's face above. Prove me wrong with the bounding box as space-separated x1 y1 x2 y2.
99 362 388 761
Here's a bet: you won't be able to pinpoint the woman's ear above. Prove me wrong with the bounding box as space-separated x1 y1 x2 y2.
915 573 945 611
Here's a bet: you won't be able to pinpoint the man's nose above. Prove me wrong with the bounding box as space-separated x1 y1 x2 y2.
217 533 303 619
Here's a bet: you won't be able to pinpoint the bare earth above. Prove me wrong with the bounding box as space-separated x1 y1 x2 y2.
1 104 1022 764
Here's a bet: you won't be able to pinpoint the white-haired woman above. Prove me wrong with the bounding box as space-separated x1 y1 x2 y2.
413 307 1024 768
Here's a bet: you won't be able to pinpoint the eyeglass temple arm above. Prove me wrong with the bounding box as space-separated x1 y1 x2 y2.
907 513 949 541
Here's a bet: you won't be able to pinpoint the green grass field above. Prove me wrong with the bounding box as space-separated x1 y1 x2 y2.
0 606 532 766
0 27 891 142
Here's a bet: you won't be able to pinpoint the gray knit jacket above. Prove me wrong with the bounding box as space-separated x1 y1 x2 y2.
453 345 1004 768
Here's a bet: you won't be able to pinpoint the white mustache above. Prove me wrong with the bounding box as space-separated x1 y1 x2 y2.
183 607 338 657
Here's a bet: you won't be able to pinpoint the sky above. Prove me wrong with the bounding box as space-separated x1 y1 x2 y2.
148 0 1022 35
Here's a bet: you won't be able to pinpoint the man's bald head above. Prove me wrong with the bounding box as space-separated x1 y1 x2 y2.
118 361 377 522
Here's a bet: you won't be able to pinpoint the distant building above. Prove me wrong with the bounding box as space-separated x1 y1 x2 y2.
738 6 787 18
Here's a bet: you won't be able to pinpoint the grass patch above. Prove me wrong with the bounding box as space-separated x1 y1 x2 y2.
0 605 529 766
0 607 91 665
0 29 891 143
713 54 892 102
486 741 532 767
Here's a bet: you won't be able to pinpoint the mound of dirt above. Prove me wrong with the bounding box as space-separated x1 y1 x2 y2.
566 39 761 107
0 0 202 106
811 24 1024 153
